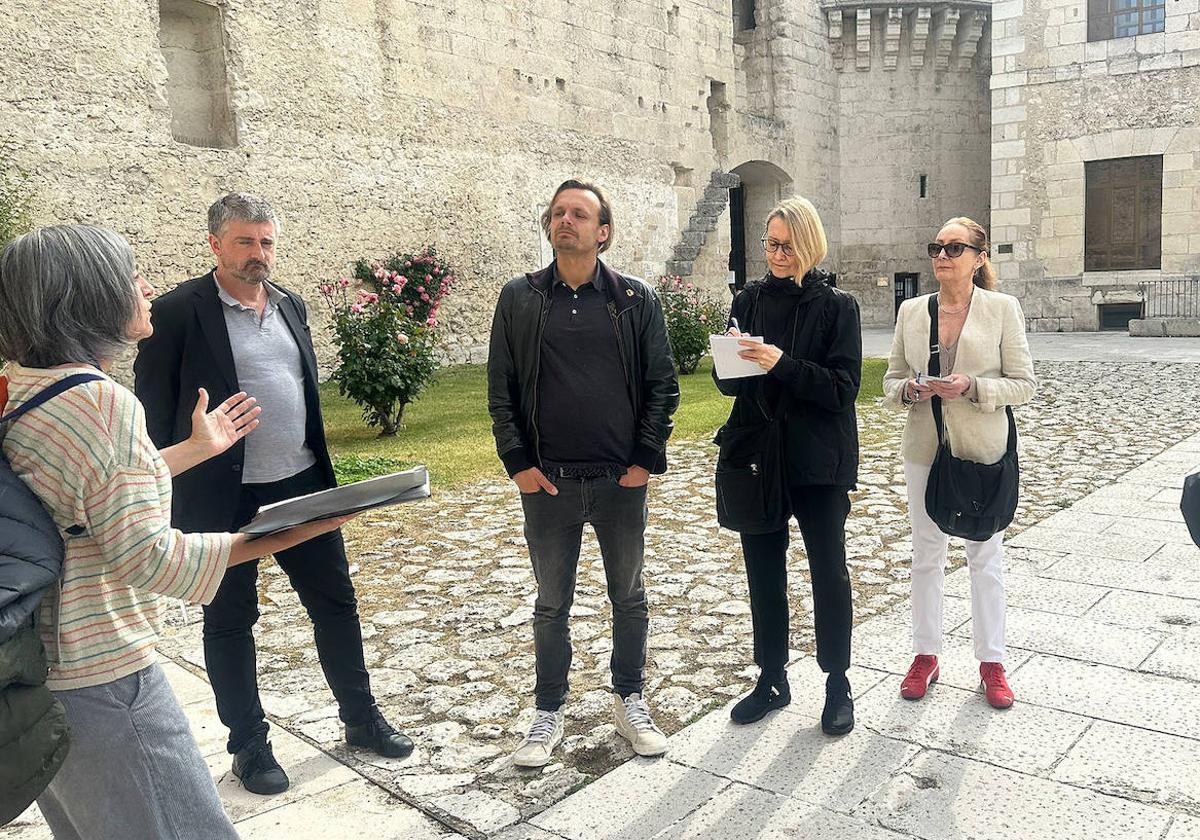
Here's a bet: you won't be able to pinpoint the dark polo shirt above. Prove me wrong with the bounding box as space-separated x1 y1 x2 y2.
536 269 635 471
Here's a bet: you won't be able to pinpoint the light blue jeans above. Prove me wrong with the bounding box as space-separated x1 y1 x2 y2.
37 664 239 840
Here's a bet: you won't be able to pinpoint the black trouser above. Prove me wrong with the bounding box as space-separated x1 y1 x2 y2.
202 464 374 754
520 473 649 712
739 485 853 675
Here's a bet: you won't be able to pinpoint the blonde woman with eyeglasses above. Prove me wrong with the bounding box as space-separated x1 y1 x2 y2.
883 217 1036 709
713 197 862 734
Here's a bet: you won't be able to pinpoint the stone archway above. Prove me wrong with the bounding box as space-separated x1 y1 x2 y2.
729 160 793 287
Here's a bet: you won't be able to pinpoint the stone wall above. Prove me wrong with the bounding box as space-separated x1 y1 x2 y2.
989 0 1200 331
2 0 794 368
825 2 993 327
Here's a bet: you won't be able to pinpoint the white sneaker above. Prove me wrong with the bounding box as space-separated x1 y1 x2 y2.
613 693 668 757
512 709 564 768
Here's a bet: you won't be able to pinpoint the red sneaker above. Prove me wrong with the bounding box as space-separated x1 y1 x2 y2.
900 655 940 700
980 662 1014 709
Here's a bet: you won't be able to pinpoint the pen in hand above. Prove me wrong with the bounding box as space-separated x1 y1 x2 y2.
727 316 742 337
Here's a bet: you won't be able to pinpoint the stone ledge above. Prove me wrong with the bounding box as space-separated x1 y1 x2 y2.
1130 318 1200 337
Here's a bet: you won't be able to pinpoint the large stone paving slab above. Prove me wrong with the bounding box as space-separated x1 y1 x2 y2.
1052 720 1200 814
1138 626 1200 683
1083 590 1200 633
942 568 1108 616
529 759 729 840
234 779 462 839
857 751 1172 840
664 703 917 813
852 677 1091 775
1014 654 1200 740
950 604 1165 668
651 786 916 840
1041 553 1200 601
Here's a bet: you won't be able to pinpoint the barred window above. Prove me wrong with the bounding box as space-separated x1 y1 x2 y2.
1088 0 1167 41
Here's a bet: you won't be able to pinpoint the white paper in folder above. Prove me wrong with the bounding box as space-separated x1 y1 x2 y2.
240 465 430 538
709 334 767 379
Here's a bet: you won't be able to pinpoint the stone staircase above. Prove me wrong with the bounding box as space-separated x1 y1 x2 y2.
665 169 740 278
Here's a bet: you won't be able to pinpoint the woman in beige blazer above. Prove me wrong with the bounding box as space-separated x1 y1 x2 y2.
883 217 1036 709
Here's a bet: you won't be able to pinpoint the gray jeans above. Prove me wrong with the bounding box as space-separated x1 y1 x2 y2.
521 474 649 711
37 664 239 840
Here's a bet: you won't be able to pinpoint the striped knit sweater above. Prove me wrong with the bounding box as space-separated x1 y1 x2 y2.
0 363 233 691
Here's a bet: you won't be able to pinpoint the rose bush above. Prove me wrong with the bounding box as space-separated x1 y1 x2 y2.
320 247 455 435
657 275 726 375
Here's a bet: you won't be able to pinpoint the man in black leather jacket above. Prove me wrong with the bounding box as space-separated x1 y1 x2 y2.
487 179 679 767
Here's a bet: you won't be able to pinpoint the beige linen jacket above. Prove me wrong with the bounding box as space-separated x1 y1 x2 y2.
883 287 1037 466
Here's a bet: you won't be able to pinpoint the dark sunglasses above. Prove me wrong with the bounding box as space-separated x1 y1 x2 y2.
927 242 982 259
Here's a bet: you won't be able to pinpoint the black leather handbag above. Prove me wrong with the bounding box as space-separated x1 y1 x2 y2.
923 295 1020 541
1182 470 1200 548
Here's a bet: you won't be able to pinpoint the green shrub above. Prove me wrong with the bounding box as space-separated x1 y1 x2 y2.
319 247 456 436
332 453 407 484
657 275 727 375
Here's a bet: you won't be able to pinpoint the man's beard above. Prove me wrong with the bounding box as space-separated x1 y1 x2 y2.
234 262 270 285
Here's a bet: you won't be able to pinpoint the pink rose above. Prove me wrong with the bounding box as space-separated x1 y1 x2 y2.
396 333 409 345
426 317 438 327
350 303 364 314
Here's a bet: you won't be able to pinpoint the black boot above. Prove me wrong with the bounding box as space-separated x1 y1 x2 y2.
232 737 290 795
731 670 791 725
345 704 414 759
821 672 854 736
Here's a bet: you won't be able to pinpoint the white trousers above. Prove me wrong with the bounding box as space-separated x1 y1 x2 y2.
904 460 1006 663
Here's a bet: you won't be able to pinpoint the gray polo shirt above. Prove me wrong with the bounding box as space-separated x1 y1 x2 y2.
216 278 317 484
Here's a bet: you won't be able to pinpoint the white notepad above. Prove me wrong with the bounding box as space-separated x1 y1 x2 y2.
709 334 767 379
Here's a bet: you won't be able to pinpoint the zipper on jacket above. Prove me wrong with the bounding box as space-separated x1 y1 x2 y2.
529 287 552 469
607 301 635 405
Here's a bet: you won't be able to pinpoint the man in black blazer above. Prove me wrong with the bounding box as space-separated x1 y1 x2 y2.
135 193 411 796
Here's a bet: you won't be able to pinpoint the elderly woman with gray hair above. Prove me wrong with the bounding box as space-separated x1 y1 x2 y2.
0 225 355 839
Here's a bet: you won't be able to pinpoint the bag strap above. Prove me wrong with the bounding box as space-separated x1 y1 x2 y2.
927 294 946 445
0 373 105 426
926 297 1018 455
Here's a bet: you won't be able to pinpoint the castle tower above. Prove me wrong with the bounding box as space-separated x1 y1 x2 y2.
823 1 992 325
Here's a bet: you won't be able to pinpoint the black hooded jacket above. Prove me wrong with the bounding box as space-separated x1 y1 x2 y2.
713 270 862 487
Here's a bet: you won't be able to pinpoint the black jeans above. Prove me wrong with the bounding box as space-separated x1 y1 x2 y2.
739 485 853 675
203 464 374 754
520 474 649 711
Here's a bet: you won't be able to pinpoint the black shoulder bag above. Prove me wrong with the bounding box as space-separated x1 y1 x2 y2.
923 294 1020 541
713 289 812 534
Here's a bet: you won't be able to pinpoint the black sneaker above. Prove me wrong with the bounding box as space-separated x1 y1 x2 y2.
821 673 855 736
730 671 791 724
345 705 414 759
232 738 289 795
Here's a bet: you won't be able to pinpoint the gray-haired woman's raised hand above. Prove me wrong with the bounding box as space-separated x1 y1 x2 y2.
160 388 261 476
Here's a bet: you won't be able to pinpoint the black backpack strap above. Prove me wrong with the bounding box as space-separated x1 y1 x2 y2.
927 295 946 445
0 373 105 426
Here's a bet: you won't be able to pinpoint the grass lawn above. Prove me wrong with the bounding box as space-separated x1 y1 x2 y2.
323 356 888 487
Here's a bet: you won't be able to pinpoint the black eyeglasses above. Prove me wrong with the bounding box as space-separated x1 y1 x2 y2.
761 237 796 257
927 242 982 259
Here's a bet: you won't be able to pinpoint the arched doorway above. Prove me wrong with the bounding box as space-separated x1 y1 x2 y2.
729 160 792 289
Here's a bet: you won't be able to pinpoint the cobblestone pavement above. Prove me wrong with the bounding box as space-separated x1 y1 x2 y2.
144 360 1200 838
